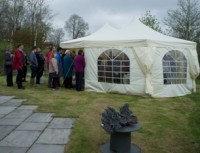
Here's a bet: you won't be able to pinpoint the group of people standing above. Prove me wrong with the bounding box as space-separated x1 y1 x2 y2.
46 44 85 91
4 43 85 91
4 44 45 89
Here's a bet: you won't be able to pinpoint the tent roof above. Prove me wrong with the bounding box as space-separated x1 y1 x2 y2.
60 23 117 48
60 19 196 48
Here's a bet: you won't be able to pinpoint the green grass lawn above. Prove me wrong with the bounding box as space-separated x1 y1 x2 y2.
0 75 199 153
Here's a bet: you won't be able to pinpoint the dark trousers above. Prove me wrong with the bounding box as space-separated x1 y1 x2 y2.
30 66 37 78
36 67 44 84
76 72 84 91
48 73 53 88
64 77 72 88
6 72 13 86
22 66 27 81
52 77 59 89
16 70 23 88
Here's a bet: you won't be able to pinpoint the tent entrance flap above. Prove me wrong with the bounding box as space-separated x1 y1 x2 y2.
132 47 155 95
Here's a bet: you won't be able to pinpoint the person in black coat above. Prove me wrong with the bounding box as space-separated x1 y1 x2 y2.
22 51 29 82
4 45 14 86
36 48 45 84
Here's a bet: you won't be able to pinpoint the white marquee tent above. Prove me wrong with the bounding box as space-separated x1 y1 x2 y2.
60 19 199 97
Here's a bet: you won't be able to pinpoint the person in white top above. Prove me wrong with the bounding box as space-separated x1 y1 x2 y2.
49 47 59 89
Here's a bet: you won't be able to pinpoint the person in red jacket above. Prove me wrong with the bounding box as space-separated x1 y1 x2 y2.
13 44 25 89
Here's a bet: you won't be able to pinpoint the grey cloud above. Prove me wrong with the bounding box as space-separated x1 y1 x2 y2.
49 0 179 39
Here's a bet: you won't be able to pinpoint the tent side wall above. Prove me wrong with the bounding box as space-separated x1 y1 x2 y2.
84 47 146 96
151 47 193 97
84 46 198 97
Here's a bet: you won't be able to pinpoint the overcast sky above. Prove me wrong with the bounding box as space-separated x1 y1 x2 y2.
48 0 179 40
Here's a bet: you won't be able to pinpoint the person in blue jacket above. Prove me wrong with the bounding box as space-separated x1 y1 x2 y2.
63 50 73 88
4 45 14 86
56 47 63 86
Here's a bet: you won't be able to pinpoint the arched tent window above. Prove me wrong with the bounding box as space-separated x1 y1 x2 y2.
163 50 187 84
97 49 130 84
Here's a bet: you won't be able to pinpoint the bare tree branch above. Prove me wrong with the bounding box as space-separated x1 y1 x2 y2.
164 0 200 42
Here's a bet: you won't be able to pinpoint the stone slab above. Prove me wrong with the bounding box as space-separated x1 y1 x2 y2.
7 99 26 103
0 146 28 153
2 101 22 107
16 122 48 131
48 118 75 129
17 105 38 110
25 113 53 123
5 109 32 119
0 130 41 147
36 129 71 145
0 96 15 105
0 106 17 115
0 114 4 118
1 99 26 107
27 144 65 153
0 126 16 141
0 118 25 126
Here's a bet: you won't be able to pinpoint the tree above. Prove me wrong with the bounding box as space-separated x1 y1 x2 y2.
164 0 200 42
3 0 26 42
65 14 89 39
24 0 54 46
48 28 65 46
0 0 6 17
0 0 9 40
139 10 162 33
0 0 53 48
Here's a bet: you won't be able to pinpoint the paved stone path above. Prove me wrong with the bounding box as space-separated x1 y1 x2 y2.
0 96 75 153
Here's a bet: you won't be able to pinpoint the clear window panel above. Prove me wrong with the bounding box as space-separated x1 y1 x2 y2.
97 49 130 84
98 77 105 82
98 66 104 71
162 50 187 85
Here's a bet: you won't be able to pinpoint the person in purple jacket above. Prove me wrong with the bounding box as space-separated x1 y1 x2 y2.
29 46 38 85
74 50 85 91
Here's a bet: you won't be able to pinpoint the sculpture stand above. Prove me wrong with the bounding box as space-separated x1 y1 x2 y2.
101 123 141 153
